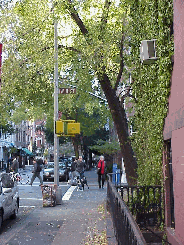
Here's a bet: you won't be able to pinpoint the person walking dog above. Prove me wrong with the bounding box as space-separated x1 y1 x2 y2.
30 158 43 186
97 156 106 189
76 156 86 179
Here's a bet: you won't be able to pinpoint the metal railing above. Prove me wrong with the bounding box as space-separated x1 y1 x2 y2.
108 173 164 227
119 185 163 227
107 174 147 245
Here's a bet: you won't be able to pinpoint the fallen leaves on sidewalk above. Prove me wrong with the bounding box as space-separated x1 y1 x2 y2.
83 202 108 245
85 230 107 245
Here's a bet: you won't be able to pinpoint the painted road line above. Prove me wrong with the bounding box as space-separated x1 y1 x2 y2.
19 206 36 208
62 186 77 201
18 184 68 187
20 198 43 200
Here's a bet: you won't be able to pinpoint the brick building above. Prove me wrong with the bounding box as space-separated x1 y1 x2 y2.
163 1 184 244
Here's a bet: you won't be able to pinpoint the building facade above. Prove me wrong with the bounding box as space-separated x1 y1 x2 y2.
163 1 184 244
0 119 48 168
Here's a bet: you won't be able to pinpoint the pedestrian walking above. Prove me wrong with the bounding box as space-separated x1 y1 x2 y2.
70 159 77 179
7 156 12 172
97 155 106 189
11 157 19 173
30 158 43 186
76 156 86 179
44 159 48 166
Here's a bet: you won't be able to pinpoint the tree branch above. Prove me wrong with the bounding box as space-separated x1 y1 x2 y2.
41 44 80 53
99 0 111 37
67 0 88 36
58 44 80 53
120 86 137 106
114 30 125 91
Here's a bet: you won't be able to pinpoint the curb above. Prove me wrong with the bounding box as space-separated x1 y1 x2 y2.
105 202 118 245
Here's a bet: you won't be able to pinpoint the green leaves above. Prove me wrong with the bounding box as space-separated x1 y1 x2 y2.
126 0 173 185
90 139 120 155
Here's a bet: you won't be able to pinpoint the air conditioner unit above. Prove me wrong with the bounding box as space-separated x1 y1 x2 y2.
140 39 157 64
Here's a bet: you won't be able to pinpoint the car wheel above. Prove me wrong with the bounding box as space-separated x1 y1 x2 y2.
11 203 18 219
65 175 68 181
0 210 3 228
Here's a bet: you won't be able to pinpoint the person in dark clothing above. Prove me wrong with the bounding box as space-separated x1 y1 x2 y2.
76 156 86 179
30 159 43 186
71 160 76 172
70 160 76 180
7 157 12 172
97 156 106 189
11 157 19 173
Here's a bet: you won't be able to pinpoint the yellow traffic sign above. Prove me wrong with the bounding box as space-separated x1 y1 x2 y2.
67 123 80 135
55 120 80 136
55 120 64 134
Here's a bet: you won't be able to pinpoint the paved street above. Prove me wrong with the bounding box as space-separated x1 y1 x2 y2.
0 168 117 245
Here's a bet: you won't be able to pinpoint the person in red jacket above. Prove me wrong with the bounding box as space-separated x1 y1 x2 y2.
97 156 105 189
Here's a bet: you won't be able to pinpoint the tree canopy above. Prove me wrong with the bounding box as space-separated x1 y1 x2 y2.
0 0 174 185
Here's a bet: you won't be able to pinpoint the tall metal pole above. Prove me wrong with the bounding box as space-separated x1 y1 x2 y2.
54 20 59 186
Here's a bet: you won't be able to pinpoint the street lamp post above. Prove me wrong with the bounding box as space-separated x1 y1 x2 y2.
54 20 59 186
54 19 62 204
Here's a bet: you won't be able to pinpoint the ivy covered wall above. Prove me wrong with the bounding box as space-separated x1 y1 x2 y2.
125 0 174 185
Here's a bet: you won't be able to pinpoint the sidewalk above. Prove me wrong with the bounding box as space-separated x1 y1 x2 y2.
4 168 117 245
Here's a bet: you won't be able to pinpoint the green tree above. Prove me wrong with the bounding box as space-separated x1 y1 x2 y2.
0 0 137 184
44 104 110 158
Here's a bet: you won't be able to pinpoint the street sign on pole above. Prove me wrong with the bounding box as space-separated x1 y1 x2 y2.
54 19 59 188
55 120 80 136
59 88 76 94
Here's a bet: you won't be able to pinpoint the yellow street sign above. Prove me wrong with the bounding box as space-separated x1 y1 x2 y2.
55 120 64 134
55 120 80 136
67 123 80 135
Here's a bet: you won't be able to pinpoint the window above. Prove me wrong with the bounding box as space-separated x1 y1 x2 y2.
168 140 175 228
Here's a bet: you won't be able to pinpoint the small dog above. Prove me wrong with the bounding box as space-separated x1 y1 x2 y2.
77 176 89 191
68 176 78 186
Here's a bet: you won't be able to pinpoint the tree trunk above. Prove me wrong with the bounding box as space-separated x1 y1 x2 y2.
99 73 138 185
72 137 79 159
88 149 93 170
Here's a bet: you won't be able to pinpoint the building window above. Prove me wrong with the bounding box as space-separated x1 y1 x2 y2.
37 139 41 148
18 130 21 142
23 131 26 143
168 140 175 228
16 128 18 142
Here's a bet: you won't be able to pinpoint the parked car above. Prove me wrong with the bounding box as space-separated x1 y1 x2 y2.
0 173 19 228
59 163 69 181
59 156 69 162
43 162 69 181
43 163 54 181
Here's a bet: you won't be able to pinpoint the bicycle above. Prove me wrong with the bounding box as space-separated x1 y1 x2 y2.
9 171 30 185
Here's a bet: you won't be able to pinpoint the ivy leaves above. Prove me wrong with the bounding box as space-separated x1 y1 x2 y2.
126 0 173 185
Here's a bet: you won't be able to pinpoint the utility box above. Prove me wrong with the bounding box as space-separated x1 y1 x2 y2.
55 120 64 134
67 123 80 135
140 39 157 64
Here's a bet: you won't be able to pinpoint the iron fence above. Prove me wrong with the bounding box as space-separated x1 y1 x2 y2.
107 174 147 245
118 185 164 227
108 172 164 227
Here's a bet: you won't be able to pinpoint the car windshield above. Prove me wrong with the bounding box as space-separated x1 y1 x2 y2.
59 164 66 169
45 164 54 169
